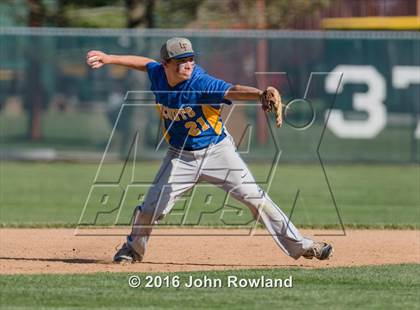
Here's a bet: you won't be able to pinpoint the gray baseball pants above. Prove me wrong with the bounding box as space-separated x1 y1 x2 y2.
127 135 313 260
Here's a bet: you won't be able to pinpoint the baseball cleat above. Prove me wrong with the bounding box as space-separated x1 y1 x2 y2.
113 243 142 264
302 242 333 260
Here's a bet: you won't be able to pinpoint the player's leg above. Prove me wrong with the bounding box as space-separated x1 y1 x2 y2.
199 136 330 259
114 147 199 262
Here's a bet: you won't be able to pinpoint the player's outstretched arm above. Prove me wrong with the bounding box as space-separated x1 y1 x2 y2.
225 84 283 127
224 84 263 101
86 50 156 71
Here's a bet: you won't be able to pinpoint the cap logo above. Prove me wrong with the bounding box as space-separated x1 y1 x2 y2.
179 42 188 51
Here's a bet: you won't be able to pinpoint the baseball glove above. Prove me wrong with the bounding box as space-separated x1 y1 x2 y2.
260 86 283 127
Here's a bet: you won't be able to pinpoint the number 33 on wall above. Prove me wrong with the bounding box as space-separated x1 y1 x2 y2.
325 65 420 139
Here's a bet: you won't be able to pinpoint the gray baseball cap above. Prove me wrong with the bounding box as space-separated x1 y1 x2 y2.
160 37 195 61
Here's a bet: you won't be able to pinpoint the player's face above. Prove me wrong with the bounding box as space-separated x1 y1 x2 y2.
168 56 195 80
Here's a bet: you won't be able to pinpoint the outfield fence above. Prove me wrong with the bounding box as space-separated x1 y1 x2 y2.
0 27 419 162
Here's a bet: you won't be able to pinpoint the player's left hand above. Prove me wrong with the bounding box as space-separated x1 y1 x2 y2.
260 86 283 127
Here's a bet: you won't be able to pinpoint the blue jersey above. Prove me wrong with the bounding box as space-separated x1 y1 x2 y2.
146 62 232 150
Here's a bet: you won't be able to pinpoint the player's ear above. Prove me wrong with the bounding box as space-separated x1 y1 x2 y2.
162 59 170 67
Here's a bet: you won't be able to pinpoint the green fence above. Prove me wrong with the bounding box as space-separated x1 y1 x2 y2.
0 28 419 162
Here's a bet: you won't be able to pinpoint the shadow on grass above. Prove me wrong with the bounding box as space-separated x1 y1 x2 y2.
0 256 305 268
0 256 104 264
140 261 301 268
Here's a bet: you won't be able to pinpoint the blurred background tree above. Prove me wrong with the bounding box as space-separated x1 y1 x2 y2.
190 0 330 29
0 0 331 29
1 0 417 29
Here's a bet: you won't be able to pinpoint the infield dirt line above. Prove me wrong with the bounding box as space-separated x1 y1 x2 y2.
0 229 419 275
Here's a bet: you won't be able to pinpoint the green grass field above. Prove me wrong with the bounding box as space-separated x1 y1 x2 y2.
0 264 419 310
0 162 419 228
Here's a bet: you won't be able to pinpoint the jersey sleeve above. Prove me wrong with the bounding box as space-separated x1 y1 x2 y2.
197 74 233 105
146 61 161 85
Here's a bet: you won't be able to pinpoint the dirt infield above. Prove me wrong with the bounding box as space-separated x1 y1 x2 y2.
0 228 419 275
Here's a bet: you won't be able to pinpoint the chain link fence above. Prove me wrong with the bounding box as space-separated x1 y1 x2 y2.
0 28 419 162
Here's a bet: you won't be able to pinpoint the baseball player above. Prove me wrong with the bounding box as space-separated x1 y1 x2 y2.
86 37 333 263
